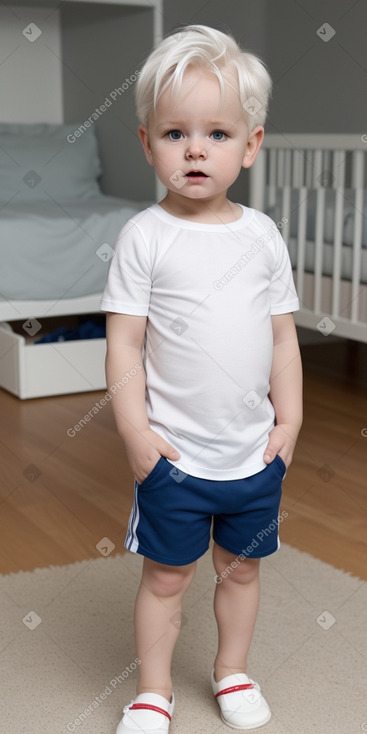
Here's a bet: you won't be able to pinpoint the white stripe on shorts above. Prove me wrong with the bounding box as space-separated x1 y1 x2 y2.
125 480 140 553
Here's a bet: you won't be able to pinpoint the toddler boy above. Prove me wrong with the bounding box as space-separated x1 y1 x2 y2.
101 24 302 733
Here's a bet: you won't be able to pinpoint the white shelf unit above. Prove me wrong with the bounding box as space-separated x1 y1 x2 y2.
1 0 163 399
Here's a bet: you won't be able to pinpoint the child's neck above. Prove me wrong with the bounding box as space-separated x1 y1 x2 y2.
158 194 243 224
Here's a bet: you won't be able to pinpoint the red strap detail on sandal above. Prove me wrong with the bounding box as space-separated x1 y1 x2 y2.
215 683 255 698
129 703 172 721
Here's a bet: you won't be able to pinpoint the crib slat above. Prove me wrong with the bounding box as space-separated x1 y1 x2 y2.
292 149 304 188
323 150 333 187
296 187 307 302
292 151 300 188
291 150 306 298
313 149 322 189
351 150 364 322
305 151 314 188
278 150 291 244
314 188 326 313
313 150 325 312
268 149 277 208
332 151 346 318
284 149 292 185
281 188 291 245
277 150 285 187
249 147 267 211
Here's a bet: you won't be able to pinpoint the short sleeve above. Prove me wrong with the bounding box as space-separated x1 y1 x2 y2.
100 220 151 315
268 229 299 315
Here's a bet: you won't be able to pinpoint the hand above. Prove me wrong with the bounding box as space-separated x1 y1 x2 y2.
124 428 180 484
263 423 300 469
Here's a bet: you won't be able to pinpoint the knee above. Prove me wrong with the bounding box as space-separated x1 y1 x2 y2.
228 559 259 585
143 559 196 598
213 546 260 586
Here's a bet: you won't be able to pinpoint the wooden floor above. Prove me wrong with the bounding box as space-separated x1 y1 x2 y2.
0 339 366 579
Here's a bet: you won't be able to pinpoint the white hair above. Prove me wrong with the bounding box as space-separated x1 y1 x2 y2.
135 25 272 130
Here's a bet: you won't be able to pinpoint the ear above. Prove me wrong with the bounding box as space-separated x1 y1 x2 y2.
242 125 264 169
138 124 154 166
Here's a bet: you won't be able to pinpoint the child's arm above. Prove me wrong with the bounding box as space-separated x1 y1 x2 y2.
263 313 303 468
105 312 180 483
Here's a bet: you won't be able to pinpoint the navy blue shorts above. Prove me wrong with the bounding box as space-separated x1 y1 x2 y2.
124 455 286 566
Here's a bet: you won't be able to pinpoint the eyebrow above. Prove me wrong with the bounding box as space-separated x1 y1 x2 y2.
156 119 238 129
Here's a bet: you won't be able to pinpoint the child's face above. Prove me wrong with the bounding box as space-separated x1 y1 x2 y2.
138 66 264 206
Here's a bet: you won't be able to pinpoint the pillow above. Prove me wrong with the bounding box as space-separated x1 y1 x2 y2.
0 122 102 203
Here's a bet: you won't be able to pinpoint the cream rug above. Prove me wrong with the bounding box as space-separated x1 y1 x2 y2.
0 543 365 734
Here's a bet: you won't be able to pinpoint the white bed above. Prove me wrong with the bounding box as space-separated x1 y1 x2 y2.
0 122 153 398
0 122 152 317
0 198 152 318
249 134 367 343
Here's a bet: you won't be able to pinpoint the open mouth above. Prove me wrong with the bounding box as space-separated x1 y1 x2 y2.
186 171 208 178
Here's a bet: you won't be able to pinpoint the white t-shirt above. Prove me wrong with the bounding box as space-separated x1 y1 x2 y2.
101 203 299 480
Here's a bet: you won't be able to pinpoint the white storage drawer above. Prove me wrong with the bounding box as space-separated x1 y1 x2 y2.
0 323 106 399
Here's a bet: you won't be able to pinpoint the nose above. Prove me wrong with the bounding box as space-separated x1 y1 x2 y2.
185 137 208 160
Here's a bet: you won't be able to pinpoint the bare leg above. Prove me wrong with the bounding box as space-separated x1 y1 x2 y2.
134 557 196 701
212 543 260 682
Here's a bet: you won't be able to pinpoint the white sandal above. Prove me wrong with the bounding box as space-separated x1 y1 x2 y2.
211 669 271 730
116 691 175 733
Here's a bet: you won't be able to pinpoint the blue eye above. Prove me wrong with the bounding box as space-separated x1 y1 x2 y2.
168 130 183 140
211 130 227 141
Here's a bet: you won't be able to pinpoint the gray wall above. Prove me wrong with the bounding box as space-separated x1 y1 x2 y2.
163 0 367 202
264 0 367 134
163 0 367 133
163 0 268 204
62 3 156 200
163 0 267 54
60 0 367 202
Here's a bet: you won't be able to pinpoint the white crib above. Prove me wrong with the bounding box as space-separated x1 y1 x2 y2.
249 134 367 343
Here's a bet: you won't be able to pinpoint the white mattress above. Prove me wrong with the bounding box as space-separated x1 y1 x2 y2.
1 196 152 302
